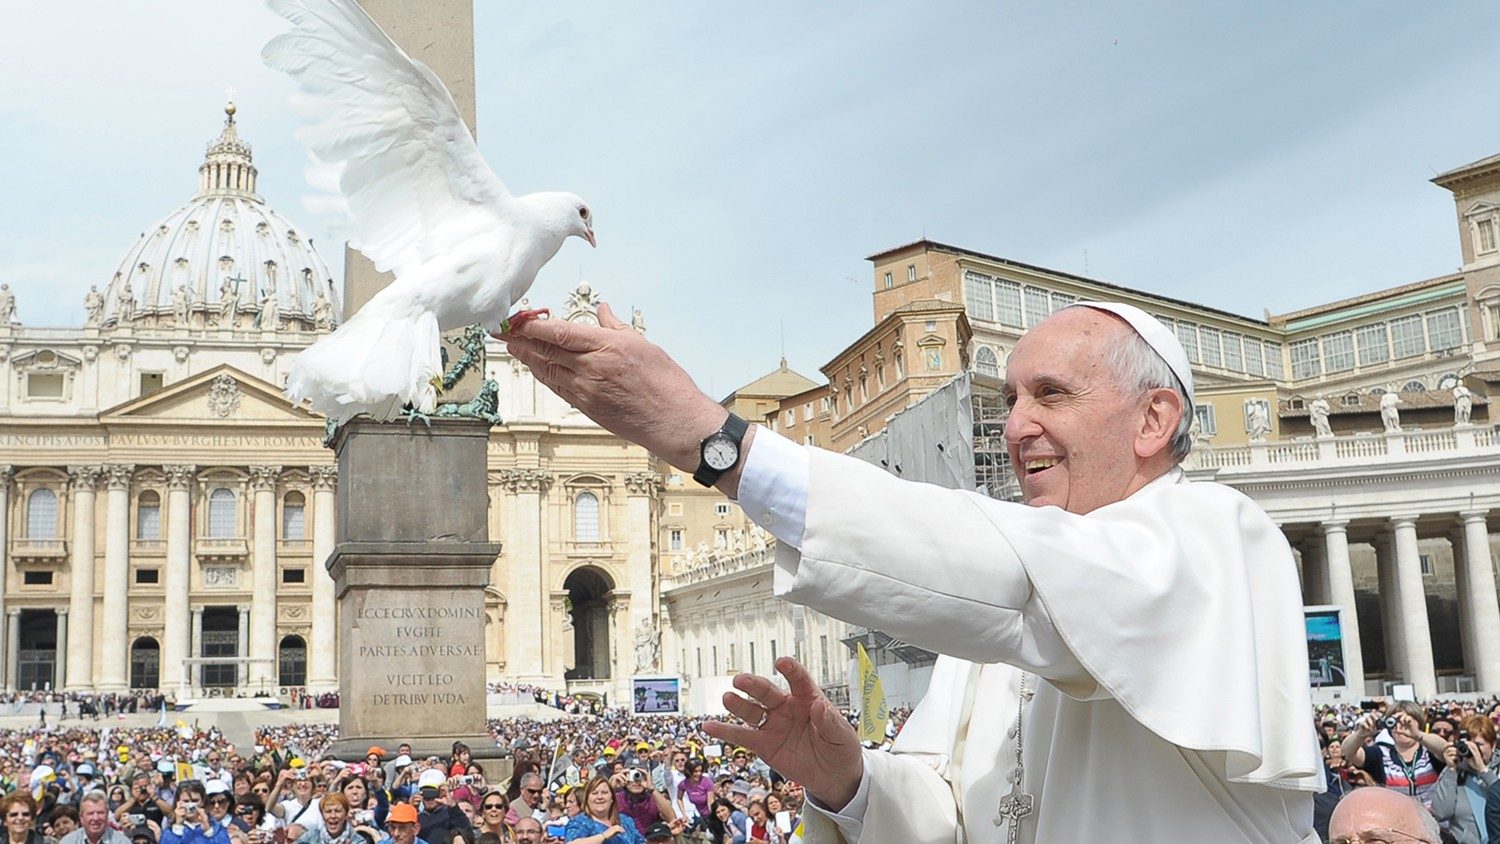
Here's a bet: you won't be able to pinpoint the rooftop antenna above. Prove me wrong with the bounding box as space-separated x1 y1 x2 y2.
780 319 786 364
1083 249 1089 275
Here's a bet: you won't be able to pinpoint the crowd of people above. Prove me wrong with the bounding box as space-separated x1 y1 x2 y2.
0 701 917 844
1314 698 1500 842
12 693 1500 842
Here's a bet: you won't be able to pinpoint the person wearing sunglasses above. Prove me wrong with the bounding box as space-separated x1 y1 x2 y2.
0 793 43 844
472 796 506 841
504 775 546 829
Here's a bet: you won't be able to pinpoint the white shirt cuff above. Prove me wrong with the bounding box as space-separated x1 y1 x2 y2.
803 762 871 844
733 425 809 549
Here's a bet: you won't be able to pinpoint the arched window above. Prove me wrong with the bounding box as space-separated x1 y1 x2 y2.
282 491 306 540
207 488 237 538
130 637 160 689
1402 380 1427 394
278 635 307 686
574 492 600 543
974 346 1000 378
26 489 57 539
136 491 161 540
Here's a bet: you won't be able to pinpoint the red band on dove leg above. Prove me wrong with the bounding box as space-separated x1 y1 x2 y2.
503 307 551 332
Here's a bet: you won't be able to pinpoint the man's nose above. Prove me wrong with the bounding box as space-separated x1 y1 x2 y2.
1003 400 1041 444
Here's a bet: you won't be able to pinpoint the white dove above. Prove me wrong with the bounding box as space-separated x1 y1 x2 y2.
263 0 595 424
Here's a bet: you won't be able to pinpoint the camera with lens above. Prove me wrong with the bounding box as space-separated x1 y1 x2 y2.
456 776 474 786
1380 715 1399 732
181 802 199 819
354 810 374 827
1458 730 1473 758
624 768 648 785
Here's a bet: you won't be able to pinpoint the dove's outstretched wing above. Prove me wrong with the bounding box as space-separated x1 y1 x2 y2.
262 0 511 278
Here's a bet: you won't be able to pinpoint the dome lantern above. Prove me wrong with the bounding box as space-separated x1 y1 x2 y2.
197 101 260 200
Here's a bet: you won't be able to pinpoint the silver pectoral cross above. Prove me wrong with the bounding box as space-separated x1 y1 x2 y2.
993 785 1034 842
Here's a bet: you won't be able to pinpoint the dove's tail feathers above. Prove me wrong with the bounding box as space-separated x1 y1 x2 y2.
285 308 442 425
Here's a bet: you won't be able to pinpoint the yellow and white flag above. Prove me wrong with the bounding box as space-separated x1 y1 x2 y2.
855 642 888 744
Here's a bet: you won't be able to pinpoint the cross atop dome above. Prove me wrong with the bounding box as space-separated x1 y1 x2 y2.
197 99 259 200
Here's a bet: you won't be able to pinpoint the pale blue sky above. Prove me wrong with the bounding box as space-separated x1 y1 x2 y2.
2 2 1497 397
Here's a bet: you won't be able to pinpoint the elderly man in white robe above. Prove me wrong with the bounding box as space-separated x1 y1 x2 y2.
499 300 1322 842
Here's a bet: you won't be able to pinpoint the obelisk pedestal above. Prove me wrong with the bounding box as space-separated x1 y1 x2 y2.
324 418 502 762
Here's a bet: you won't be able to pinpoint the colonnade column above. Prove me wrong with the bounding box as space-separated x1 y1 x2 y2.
98 465 134 691
623 472 661 672
1459 511 1500 691
307 466 337 690
161 465 195 684
0 467 11 690
54 609 68 689
1299 537 1328 606
248 466 280 690
1391 516 1437 699
1321 520 1364 695
1375 531 1406 688
65 466 101 689
5 610 17 692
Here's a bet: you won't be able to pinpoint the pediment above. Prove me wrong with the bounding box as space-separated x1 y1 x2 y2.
10 348 83 371
1465 200 1499 218
100 364 317 422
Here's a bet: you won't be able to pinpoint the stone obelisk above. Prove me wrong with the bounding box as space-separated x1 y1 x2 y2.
325 0 500 763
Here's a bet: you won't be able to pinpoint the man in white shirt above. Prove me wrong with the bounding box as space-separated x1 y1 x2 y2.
499 301 1321 841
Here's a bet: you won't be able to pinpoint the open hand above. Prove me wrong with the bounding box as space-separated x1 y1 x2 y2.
703 657 862 811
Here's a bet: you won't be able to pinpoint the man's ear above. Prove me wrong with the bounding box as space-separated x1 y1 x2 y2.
1136 387 1184 460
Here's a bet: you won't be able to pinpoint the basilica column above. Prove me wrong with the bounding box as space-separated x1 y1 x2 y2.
248 466 280 690
623 472 661 670
54 609 68 690
1459 512 1500 691
308 466 337 690
0 466 12 690
5 610 18 692
65 466 102 689
1391 516 1437 699
161 465 196 682
98 465 134 690
190 606 204 690
1321 520 1365 695
236 605 250 688
1299 536 1328 606
501 457 550 681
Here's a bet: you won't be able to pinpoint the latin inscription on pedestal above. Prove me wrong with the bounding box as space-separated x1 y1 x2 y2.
341 587 488 738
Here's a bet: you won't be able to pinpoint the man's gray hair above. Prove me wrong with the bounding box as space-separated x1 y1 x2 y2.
1103 329 1194 463
519 772 544 789
79 790 110 808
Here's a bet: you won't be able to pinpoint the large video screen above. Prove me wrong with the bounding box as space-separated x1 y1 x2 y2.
1306 608 1347 688
631 677 681 714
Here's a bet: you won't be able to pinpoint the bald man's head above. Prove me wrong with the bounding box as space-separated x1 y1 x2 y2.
1327 788 1440 843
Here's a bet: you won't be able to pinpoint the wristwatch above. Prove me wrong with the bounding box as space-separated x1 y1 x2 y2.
693 413 749 487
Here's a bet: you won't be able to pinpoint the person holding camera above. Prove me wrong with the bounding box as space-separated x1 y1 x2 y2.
58 793 130 844
1429 716 1500 843
1340 702 1451 808
160 782 230 844
338 778 385 833
115 775 169 831
272 768 321 835
612 766 680 839
413 770 471 844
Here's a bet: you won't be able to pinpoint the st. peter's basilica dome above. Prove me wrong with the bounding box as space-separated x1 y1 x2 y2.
97 103 339 331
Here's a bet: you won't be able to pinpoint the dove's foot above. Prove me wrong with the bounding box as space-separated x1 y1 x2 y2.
429 374 445 396
501 307 551 333
400 405 434 430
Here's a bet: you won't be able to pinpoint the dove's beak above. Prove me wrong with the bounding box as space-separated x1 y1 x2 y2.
585 229 597 248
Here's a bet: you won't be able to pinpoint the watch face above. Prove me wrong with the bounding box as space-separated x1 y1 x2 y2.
703 433 738 471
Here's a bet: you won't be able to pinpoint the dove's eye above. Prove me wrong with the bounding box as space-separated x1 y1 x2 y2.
579 207 589 220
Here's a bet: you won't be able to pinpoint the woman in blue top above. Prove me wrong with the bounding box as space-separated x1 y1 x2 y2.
564 778 642 844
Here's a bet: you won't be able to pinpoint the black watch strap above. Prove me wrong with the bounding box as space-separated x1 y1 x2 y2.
693 413 749 487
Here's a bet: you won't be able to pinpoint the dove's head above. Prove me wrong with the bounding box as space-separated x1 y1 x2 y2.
528 191 597 248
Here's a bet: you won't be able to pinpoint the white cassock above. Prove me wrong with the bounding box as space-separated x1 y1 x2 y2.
736 429 1323 843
